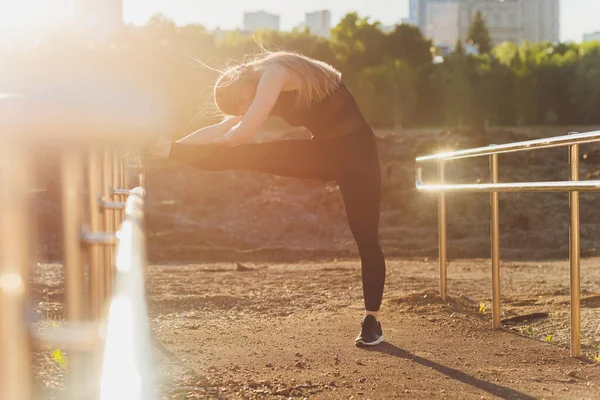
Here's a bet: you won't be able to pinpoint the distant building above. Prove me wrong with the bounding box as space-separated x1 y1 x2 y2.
243 11 280 32
74 0 123 38
583 31 600 43
213 28 253 41
305 10 331 38
457 0 560 45
408 0 560 47
409 0 456 32
405 0 420 26
424 1 460 47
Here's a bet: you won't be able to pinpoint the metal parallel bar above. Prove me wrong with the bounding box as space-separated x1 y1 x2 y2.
99 198 127 210
415 130 598 358
416 129 600 162
81 230 118 246
569 143 581 357
438 161 447 300
490 154 501 329
86 149 104 400
100 193 157 400
0 144 32 400
87 149 103 320
121 152 131 191
110 187 146 200
61 150 88 399
119 155 126 195
126 150 145 189
111 188 133 197
417 180 600 193
113 152 122 228
137 149 146 189
102 150 114 300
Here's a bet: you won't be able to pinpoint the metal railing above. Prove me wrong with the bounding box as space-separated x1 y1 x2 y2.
0 91 159 399
415 130 600 357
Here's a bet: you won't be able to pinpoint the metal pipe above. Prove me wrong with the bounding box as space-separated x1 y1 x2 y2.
569 143 581 357
417 180 600 193
119 154 126 195
438 160 447 300
61 149 88 399
87 149 103 320
416 129 600 162
99 198 127 210
113 152 122 228
110 187 146 199
123 153 132 191
136 149 146 188
0 143 32 400
102 150 114 300
111 188 134 197
415 129 597 358
100 192 157 400
490 154 501 329
81 230 119 246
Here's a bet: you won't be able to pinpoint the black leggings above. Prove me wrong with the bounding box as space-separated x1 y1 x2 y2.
169 128 386 311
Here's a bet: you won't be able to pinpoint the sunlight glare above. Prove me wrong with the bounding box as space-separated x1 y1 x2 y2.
100 295 142 400
0 273 25 295
115 222 133 273
0 0 69 30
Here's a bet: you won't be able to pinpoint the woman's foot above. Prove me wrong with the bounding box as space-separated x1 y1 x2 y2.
149 136 172 158
355 315 384 347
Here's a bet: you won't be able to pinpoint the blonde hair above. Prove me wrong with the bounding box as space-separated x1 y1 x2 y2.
214 51 341 115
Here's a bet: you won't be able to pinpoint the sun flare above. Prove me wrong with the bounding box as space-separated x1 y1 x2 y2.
0 0 70 30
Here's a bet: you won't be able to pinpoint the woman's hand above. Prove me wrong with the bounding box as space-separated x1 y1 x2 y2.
209 126 251 146
221 65 289 142
176 116 243 145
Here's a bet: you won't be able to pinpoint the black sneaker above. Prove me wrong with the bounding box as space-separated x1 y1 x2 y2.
355 315 384 347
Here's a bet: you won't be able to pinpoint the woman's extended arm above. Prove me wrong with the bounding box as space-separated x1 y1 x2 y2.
176 116 242 145
213 65 290 144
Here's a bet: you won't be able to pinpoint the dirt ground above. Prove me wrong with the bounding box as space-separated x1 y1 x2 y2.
32 255 600 399
144 257 600 400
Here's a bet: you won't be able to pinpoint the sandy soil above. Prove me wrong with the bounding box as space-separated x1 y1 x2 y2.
33 256 600 399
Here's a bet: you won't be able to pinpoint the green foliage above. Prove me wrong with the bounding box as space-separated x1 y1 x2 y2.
455 40 465 56
14 12 600 131
520 325 534 336
353 60 418 128
330 13 386 74
433 48 479 127
468 11 492 54
51 349 67 368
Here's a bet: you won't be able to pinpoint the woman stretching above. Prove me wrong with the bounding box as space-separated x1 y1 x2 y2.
151 51 386 347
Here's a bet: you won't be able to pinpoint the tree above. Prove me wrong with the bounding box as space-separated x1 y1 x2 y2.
330 13 386 74
571 45 600 124
352 61 418 128
468 11 492 54
147 13 177 35
383 24 432 68
432 44 486 128
455 39 465 55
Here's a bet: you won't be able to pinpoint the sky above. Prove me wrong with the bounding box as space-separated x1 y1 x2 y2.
0 0 598 42
120 0 600 43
